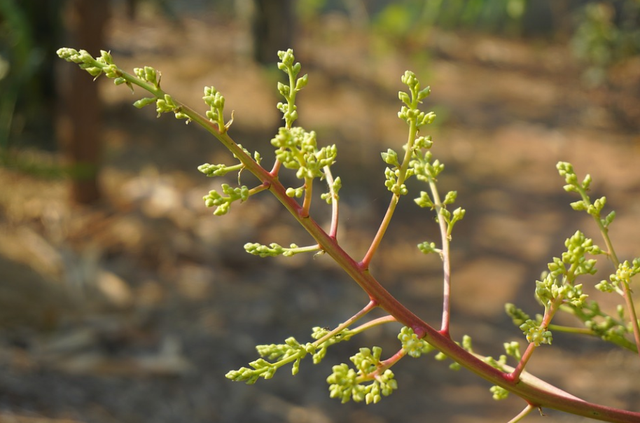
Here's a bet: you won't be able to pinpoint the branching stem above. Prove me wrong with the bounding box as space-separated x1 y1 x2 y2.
508 404 536 423
314 300 378 346
173 97 640 423
323 165 340 239
428 178 452 336
301 176 313 217
60 52 640 423
375 348 406 375
510 298 562 382
361 120 418 268
576 187 640 357
350 315 397 335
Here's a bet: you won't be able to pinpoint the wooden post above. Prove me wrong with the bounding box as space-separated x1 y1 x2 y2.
57 0 108 204
252 0 294 65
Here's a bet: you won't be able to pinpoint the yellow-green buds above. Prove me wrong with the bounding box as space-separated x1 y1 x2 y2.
276 49 307 128
520 320 553 346
327 348 398 405
398 326 433 358
202 184 249 215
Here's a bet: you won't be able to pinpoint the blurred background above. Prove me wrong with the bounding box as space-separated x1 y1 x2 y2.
1 0 640 422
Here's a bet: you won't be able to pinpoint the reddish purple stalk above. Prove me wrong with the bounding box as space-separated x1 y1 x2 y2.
183 103 640 423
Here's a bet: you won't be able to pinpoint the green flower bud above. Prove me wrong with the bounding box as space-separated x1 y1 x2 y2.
443 191 457 205
417 86 431 100
99 50 113 64
295 74 308 90
144 66 157 84
490 385 510 400
381 149 399 166
398 91 411 106
133 97 156 109
278 82 290 96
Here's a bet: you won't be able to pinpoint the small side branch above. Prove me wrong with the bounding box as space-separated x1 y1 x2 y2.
323 165 340 239
314 300 378 346
508 404 536 423
428 179 452 336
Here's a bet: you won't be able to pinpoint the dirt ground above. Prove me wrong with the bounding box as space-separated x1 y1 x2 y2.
1 6 640 423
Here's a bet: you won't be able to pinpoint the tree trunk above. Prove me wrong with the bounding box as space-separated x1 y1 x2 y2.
56 0 108 204
252 0 294 65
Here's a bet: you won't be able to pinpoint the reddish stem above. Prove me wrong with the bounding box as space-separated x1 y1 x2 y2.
184 104 640 423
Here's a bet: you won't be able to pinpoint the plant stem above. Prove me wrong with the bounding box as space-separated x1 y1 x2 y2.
248 184 269 196
577 187 640 357
616 278 639 358
376 347 406 374
314 300 377 346
350 315 397 335
91 64 640 422
185 104 640 422
323 165 340 239
510 342 537 383
508 404 536 423
301 176 313 217
547 324 593 335
361 194 399 268
556 306 639 353
361 120 418 268
428 178 452 336
510 298 561 382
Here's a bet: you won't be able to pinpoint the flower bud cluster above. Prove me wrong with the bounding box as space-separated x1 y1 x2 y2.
557 161 616 227
490 385 510 400
505 303 531 326
320 177 342 204
244 242 313 258
503 341 521 361
597 259 640 294
411 150 443 182
202 184 249 215
417 241 439 255
535 272 588 308
271 127 337 181
197 162 242 178
155 93 189 120
276 49 307 127
532 230 600 308
227 325 357 387
133 65 159 87
568 301 637 351
226 337 309 384
397 326 433 358
384 167 408 195
399 71 431 108
57 48 132 90
326 347 398 404
519 320 553 346
203 86 229 132
397 70 435 128
410 150 466 237
559 230 602 276
310 327 353 364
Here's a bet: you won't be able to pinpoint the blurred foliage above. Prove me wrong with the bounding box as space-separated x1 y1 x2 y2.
0 0 39 151
2 0 639 166
296 0 328 24
571 0 640 87
297 0 639 88
372 0 530 39
0 0 60 156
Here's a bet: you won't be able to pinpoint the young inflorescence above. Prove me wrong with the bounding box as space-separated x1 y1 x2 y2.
57 45 640 422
